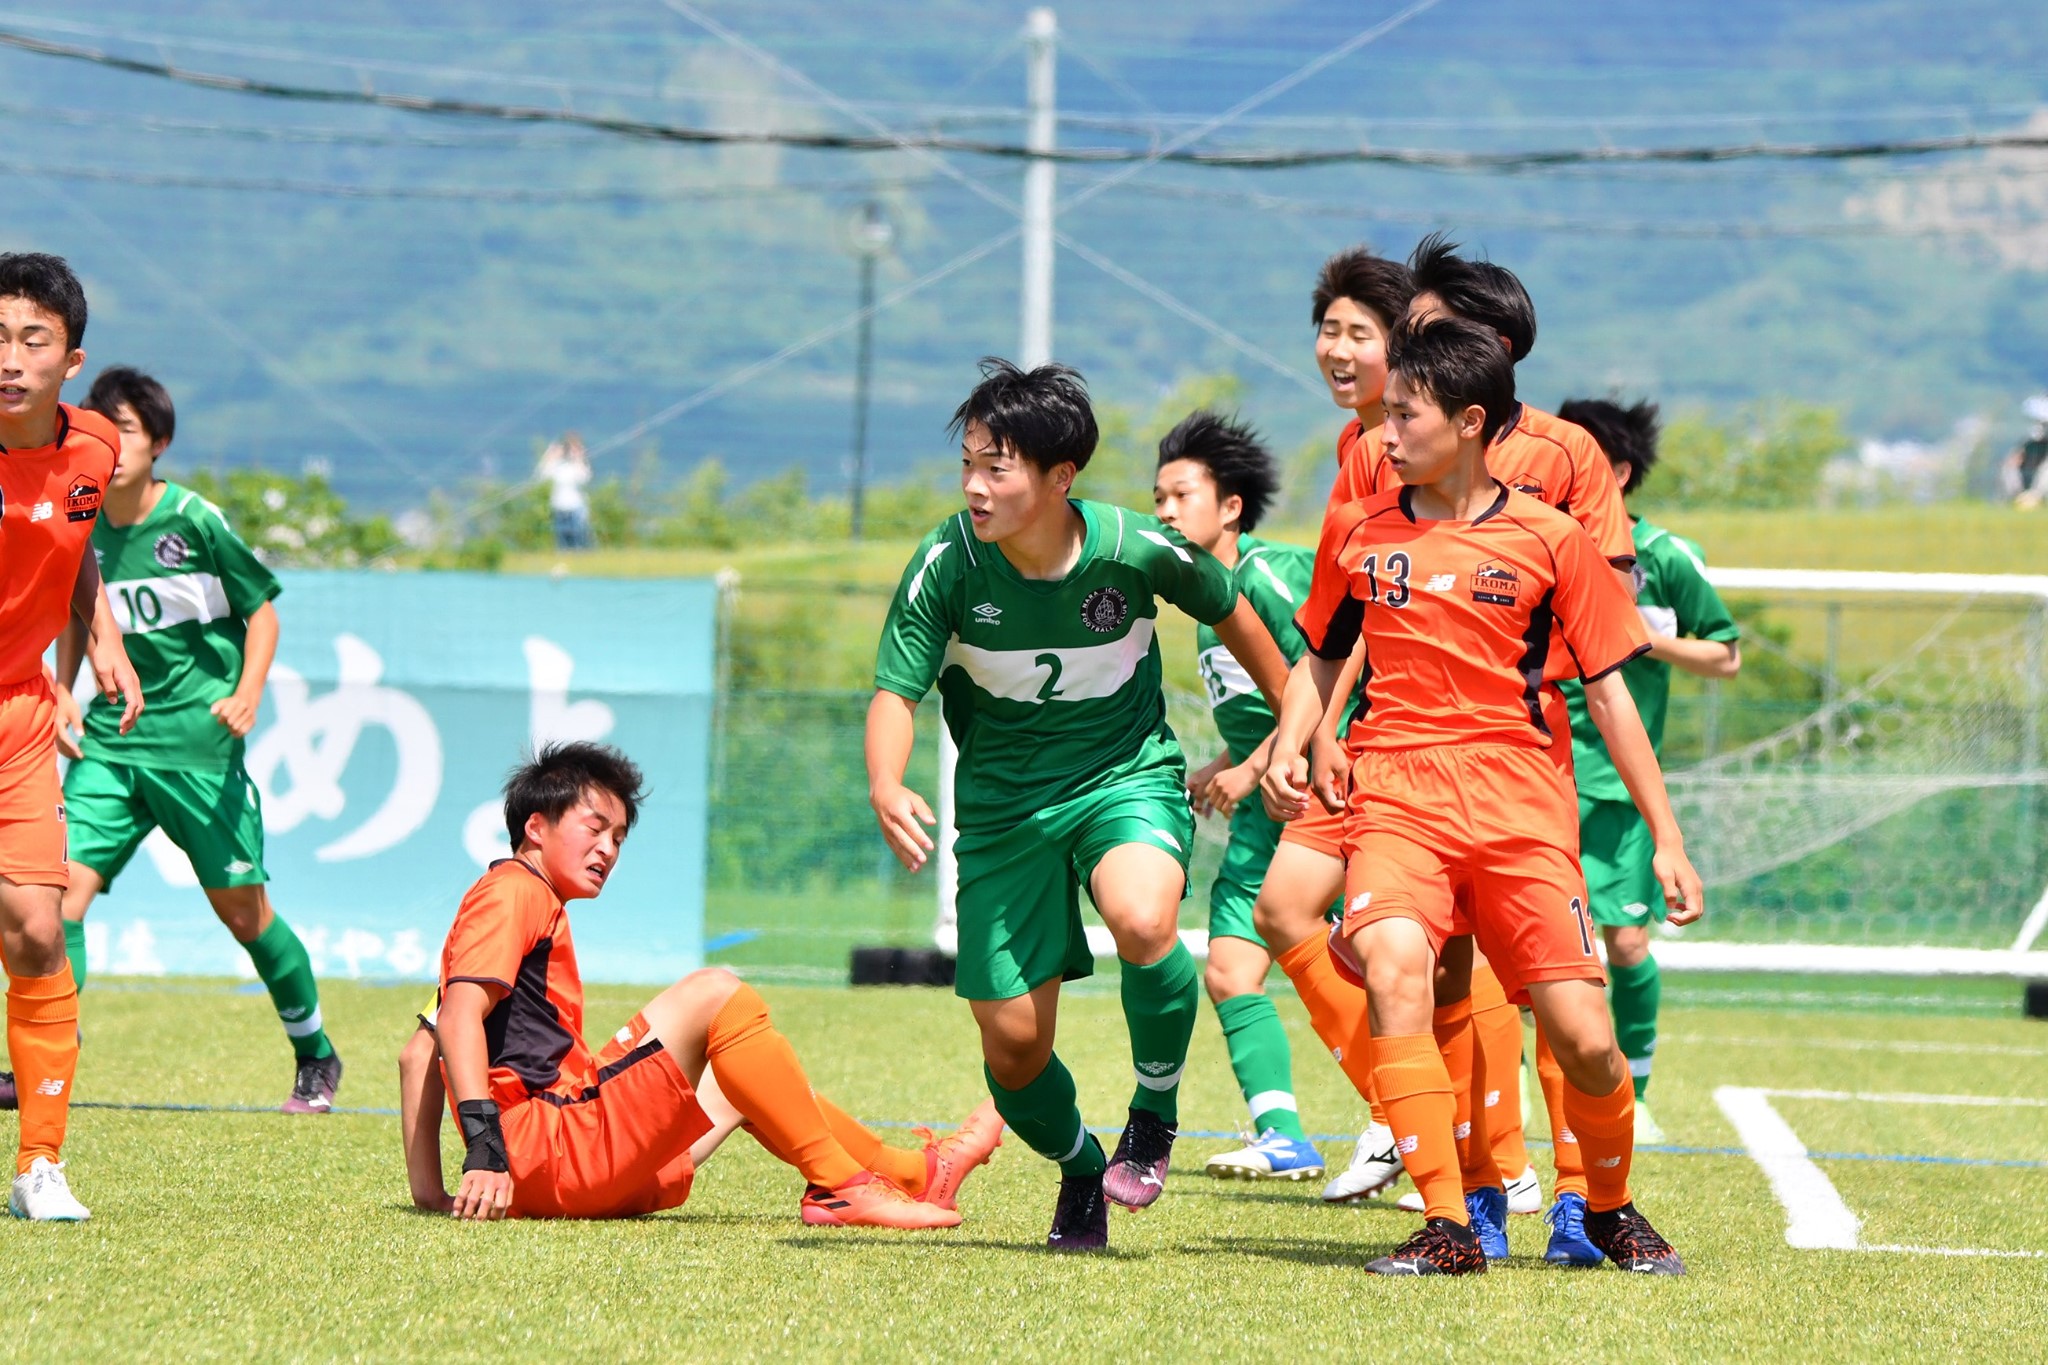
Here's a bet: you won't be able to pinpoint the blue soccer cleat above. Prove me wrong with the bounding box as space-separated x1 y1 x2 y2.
1203 1129 1326 1181
1466 1185 1510 1260
1544 1191 1606 1267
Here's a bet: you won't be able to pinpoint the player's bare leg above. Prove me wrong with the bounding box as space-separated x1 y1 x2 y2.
0 876 86 1221
1253 844 1398 1201
1525 977 1684 1273
1091 842 1197 1210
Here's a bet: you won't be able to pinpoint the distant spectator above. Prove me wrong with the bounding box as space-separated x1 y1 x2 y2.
2003 396 2048 510
538 432 593 548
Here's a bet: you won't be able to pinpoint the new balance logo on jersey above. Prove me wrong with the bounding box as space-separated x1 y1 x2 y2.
1348 892 1372 912
30 500 53 522
1425 573 1456 592
971 602 1002 625
1594 1156 1621 1168
33 1079 64 1097
1395 1134 1419 1155
1472 561 1521 606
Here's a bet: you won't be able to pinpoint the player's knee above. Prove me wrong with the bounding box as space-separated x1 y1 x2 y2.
678 967 742 1012
1604 926 1649 968
1203 958 1249 1004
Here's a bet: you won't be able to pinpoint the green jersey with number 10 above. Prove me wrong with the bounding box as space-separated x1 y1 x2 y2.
1196 535 1316 765
82 480 282 771
875 500 1240 832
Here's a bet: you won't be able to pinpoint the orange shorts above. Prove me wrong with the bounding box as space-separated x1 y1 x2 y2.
501 1013 713 1219
0 674 66 886
1338 745 1602 1006
1277 744 1355 859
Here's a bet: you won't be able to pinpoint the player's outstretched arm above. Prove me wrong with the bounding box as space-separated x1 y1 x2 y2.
75 557 142 735
865 689 936 872
1210 597 1291 715
1582 671 1704 926
398 1025 454 1214
437 980 515 1220
211 600 279 737
1647 634 1739 679
1260 654 1348 820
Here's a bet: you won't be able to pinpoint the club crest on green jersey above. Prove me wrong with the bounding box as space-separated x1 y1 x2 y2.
1080 586 1128 633
153 532 191 569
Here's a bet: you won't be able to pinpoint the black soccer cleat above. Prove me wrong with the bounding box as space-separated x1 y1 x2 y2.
1101 1107 1178 1210
0 1071 15 1112
1366 1217 1489 1277
1583 1201 1688 1274
1046 1170 1110 1253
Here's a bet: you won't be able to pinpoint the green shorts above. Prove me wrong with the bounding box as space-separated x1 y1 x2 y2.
63 756 268 892
1208 801 1346 950
952 772 1195 1001
1579 796 1661 928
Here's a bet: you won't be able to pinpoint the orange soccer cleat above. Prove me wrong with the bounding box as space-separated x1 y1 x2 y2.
916 1099 1005 1212
800 1173 962 1229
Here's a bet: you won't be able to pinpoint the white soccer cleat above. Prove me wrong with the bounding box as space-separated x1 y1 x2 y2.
1321 1122 1404 1203
1395 1189 1425 1212
1204 1129 1326 1181
1506 1163 1543 1215
10 1157 90 1222
1634 1100 1665 1145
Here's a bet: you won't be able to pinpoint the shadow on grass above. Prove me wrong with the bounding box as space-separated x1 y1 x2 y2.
775 1235 1152 1260
1176 1233 1386 1268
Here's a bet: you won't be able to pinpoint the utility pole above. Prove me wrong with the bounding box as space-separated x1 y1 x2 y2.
938 9 1057 953
846 201 894 539
1019 6 1057 369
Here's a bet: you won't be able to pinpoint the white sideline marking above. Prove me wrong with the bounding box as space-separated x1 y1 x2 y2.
1717 1085 2048 1259
1665 1035 2048 1057
2014 880 2048 953
1714 1086 1861 1250
1656 941 2048 977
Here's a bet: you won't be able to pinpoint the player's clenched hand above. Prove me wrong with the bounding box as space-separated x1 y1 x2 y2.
1260 751 1311 822
1306 731 1347 815
452 1169 513 1221
870 782 937 872
1202 761 1259 820
1185 753 1229 816
87 636 143 735
210 691 260 737
1654 845 1705 927
51 685 83 760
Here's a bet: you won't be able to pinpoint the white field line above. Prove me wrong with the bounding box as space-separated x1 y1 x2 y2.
1718 1085 2048 1259
2014 880 2048 952
1664 1034 2048 1057
1714 1086 1861 1250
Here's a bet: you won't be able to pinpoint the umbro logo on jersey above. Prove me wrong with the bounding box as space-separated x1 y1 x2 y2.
1080 585 1128 633
30 500 53 522
971 602 1002 624
1424 573 1456 592
154 532 191 569
1472 560 1521 606
225 860 255 875
64 475 103 522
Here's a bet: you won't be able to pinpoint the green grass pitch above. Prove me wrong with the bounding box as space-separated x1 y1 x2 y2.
3 972 2044 1360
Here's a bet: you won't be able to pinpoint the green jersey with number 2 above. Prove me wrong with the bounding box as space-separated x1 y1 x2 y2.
875 500 1241 832
83 481 282 770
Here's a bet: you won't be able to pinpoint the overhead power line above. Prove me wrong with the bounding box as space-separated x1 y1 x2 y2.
5 27 2044 172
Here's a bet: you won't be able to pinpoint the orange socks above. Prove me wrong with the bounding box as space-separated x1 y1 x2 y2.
816 1096 928 1196
1431 997 1497 1192
1535 1025 1588 1199
1370 1032 1464 1224
706 982 863 1190
1274 933 1379 1108
1562 1069 1636 1213
1469 965 1532 1181
8 969 79 1172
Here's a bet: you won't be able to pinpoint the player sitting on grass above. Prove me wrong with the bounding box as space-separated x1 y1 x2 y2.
0 251 142 1220
1276 317 1700 1275
1152 411 1331 1183
866 359 1290 1251
1543 396 1739 1248
40 367 343 1114
400 741 1001 1224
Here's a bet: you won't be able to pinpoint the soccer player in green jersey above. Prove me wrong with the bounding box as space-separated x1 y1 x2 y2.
867 359 1291 1251
50 368 342 1112
1554 398 1739 1155
1151 411 1331 1182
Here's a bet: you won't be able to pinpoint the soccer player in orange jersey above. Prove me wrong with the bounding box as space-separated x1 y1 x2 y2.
1278 318 1700 1275
399 742 1001 1225
0 253 142 1221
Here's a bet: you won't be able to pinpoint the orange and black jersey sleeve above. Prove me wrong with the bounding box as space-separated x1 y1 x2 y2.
1517 498 1651 684
439 859 559 995
1324 418 1389 518
1492 406 1635 569
1297 492 1386 662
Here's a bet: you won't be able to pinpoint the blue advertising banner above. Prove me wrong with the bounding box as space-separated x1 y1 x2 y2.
74 571 714 985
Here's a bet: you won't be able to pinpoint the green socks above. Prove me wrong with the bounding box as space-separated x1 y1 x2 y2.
1121 942 1199 1123
1609 954 1661 1100
986 1056 1105 1178
62 918 87 993
243 916 333 1061
1215 992 1308 1141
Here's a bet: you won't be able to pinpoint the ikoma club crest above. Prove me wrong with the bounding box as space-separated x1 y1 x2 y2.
1471 560 1521 607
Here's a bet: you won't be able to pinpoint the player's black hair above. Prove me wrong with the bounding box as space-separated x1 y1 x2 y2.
1386 317 1518 446
503 741 646 848
84 366 177 447
1559 396 1662 495
0 251 87 350
1311 246 1415 331
949 356 1099 475
1156 410 1279 533
1406 232 1537 364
